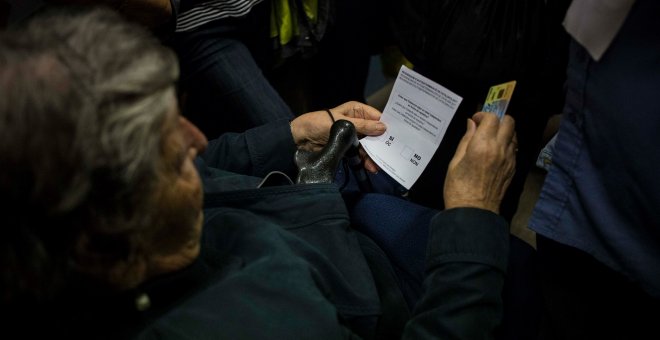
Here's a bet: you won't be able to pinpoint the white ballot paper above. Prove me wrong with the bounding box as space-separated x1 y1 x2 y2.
361 66 462 189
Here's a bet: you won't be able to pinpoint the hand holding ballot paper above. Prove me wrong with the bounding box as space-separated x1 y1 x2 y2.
360 66 516 191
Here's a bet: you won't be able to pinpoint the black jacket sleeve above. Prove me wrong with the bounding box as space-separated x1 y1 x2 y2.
403 208 509 340
200 119 298 178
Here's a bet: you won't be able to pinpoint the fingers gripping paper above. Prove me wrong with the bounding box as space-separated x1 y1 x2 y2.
361 66 462 189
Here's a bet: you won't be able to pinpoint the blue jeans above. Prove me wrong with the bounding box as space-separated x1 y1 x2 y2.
172 3 294 139
340 168 540 339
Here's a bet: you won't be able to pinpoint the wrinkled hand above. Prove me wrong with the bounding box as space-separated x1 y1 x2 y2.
290 101 386 173
444 112 517 214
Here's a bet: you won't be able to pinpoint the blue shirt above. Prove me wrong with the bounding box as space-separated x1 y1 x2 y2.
529 0 660 298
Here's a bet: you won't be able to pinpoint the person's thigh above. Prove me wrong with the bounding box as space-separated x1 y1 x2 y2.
537 235 660 339
174 25 294 137
347 191 541 338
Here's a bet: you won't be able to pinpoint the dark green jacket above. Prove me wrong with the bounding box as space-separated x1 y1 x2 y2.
52 119 509 339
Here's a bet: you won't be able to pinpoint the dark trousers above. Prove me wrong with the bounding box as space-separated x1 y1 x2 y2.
172 0 378 138
537 235 660 340
342 173 541 339
172 1 294 139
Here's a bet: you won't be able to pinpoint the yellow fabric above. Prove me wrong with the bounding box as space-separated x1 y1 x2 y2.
302 0 317 24
270 0 318 46
270 0 294 45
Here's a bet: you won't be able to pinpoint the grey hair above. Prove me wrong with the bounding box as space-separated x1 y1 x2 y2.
0 7 179 305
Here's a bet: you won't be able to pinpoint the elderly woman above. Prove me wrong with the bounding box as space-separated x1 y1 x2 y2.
1 8 517 339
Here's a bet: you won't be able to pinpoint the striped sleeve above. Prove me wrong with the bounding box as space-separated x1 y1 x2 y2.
176 0 264 32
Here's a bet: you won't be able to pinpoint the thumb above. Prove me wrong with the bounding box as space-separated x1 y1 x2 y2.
344 117 387 136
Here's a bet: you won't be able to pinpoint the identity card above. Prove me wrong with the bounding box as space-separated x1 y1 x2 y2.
482 81 516 119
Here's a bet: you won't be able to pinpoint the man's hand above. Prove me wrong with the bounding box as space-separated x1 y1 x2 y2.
290 101 386 173
444 112 517 214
